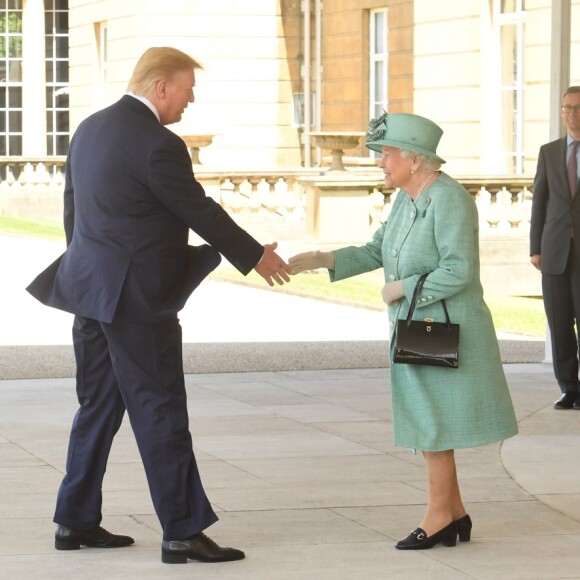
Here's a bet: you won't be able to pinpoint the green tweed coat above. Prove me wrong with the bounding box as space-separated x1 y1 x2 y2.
330 172 518 451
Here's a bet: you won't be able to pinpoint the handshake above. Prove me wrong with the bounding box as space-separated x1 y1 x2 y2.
254 244 335 286
258 244 403 306
288 250 335 273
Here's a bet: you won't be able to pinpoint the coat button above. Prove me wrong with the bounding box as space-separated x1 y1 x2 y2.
391 249 398 256
388 274 396 281
427 295 433 300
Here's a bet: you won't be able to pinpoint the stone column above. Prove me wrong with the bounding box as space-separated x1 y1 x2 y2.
22 0 47 156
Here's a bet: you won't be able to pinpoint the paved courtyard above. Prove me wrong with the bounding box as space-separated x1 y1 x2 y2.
2 234 579 579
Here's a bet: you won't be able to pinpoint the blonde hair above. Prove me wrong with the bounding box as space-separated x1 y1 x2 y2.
127 47 203 96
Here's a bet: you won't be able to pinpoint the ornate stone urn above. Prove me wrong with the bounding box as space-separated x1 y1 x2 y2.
309 132 365 171
180 134 216 165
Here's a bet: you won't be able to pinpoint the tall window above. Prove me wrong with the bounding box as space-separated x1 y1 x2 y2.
0 1 23 156
45 0 69 155
496 0 525 174
370 9 388 157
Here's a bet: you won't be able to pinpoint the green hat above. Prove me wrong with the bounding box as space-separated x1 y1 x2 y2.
365 112 446 164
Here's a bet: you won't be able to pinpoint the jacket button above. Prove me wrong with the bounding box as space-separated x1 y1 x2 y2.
388 274 396 281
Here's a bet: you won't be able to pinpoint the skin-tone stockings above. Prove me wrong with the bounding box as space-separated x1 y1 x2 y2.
419 450 467 536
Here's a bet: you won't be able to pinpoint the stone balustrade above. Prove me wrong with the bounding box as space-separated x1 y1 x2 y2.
0 157 533 235
0 157 538 295
196 168 534 236
0 156 66 189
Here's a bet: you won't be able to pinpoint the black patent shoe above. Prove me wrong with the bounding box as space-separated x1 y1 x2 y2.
162 532 245 564
554 392 576 409
455 514 472 542
55 525 134 550
395 521 457 550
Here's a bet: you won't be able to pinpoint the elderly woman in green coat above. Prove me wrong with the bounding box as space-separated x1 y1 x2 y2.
289 112 518 551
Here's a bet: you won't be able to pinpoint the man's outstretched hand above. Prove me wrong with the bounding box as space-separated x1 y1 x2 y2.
254 242 292 286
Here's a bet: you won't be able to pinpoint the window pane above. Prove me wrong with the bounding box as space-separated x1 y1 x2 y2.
54 11 68 33
8 12 22 33
8 87 21 107
8 110 21 129
56 134 68 155
374 63 384 102
45 35 54 58
0 136 6 155
8 36 21 57
501 0 516 12
55 36 68 56
7 59 21 81
9 134 21 155
56 60 68 82
501 24 517 86
46 60 54 82
374 12 384 53
55 92 69 108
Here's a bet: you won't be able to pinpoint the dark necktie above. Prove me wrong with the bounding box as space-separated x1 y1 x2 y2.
568 140 579 195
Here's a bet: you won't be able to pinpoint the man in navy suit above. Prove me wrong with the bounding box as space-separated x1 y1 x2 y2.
27 47 291 564
531 86 580 410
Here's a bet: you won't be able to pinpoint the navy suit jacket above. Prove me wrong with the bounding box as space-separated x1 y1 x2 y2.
530 136 580 275
27 95 263 322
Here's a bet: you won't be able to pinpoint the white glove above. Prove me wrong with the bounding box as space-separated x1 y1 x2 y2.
288 251 335 274
381 280 404 305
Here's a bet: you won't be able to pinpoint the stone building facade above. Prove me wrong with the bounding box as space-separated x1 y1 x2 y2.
1 0 579 175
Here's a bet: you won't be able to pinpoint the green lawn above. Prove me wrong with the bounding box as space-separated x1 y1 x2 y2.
211 268 546 337
0 216 65 239
1 216 546 337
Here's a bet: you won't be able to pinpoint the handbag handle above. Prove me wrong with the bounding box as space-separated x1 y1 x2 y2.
405 274 452 328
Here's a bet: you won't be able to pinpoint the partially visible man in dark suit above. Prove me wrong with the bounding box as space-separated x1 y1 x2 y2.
531 86 580 410
27 47 291 564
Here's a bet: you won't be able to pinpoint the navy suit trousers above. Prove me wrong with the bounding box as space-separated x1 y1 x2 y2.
54 315 218 540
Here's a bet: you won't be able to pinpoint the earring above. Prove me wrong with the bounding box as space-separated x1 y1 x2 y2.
411 169 415 174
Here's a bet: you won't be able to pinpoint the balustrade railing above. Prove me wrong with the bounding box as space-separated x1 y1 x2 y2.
0 156 66 189
198 169 534 234
0 157 533 234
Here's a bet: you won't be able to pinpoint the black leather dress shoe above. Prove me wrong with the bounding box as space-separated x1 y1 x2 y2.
55 525 135 550
161 532 245 564
554 392 577 410
395 521 457 550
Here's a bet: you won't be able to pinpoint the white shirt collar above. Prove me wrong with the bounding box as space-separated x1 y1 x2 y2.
127 92 160 122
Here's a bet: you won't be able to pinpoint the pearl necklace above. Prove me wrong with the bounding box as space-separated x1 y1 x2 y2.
414 172 435 199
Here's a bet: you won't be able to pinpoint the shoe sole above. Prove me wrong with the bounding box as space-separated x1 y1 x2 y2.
161 551 245 564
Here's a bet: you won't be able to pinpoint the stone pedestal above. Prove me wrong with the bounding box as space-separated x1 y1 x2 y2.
180 134 215 165
309 132 365 172
298 174 381 245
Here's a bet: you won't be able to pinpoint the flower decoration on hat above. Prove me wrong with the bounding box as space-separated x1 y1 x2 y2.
366 111 388 145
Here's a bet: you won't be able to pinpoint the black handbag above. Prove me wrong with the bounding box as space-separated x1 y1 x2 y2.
392 274 459 368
